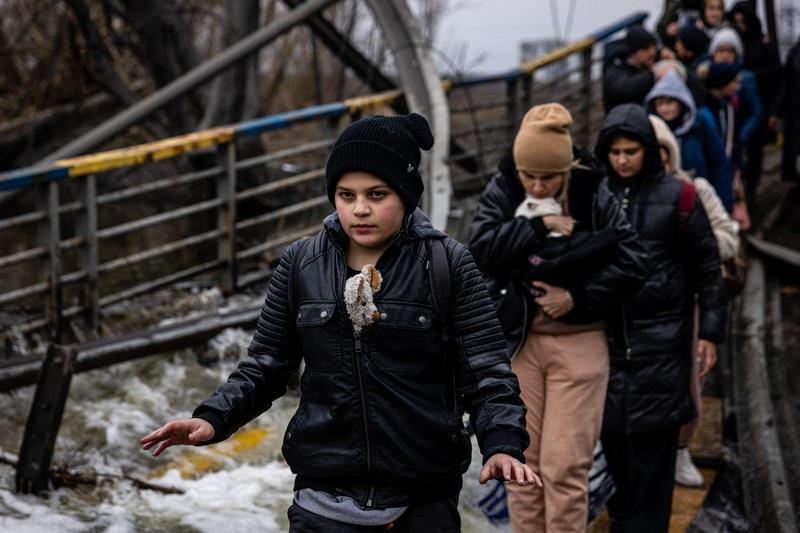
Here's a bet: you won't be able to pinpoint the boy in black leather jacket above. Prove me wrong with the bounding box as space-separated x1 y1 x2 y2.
142 113 538 532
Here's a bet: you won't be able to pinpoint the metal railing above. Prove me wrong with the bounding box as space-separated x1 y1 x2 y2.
0 11 648 354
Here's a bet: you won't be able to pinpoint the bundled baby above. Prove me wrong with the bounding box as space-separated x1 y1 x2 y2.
511 103 619 299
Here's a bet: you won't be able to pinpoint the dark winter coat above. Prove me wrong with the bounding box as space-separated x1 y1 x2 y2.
728 1 782 112
704 68 762 169
777 39 800 184
595 103 726 434
734 69 763 146
645 71 734 210
193 210 529 507
467 150 647 358
603 58 656 113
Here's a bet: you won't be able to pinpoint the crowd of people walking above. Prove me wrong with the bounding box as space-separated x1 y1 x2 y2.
139 2 799 532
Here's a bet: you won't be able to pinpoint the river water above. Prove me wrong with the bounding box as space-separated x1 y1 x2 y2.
0 327 505 532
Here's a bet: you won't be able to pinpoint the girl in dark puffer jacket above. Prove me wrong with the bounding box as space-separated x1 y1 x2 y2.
596 103 726 533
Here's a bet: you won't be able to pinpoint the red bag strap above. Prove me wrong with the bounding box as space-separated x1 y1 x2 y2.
677 180 696 239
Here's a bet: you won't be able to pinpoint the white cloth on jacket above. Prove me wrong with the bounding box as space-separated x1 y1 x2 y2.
515 195 563 237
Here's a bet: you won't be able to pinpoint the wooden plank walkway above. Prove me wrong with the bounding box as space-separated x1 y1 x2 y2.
589 397 723 532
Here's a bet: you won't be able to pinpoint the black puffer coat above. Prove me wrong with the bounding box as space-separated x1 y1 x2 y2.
595 104 726 434
467 149 648 358
193 209 528 507
728 1 782 113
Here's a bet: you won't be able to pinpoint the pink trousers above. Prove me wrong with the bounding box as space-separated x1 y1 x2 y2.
506 328 609 533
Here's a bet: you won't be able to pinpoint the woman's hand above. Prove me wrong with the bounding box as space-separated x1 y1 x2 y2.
140 418 215 457
659 47 677 60
542 215 576 236
532 281 574 319
696 340 718 379
479 453 542 487
666 21 679 37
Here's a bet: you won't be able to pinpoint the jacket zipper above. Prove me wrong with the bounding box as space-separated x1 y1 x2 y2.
331 238 376 508
621 308 632 360
353 330 375 507
333 223 408 509
620 184 633 361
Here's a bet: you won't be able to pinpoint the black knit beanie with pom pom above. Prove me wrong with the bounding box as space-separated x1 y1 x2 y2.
325 113 434 212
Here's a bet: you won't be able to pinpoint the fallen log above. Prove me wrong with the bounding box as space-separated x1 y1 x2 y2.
0 448 184 494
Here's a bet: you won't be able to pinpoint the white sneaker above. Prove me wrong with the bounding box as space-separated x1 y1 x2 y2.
675 447 704 487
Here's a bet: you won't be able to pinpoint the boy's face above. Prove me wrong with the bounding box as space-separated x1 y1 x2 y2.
517 170 566 200
335 171 405 251
654 97 682 122
713 46 738 65
608 137 646 178
629 44 657 69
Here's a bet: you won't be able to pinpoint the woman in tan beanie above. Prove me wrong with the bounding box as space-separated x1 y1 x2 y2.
469 103 648 532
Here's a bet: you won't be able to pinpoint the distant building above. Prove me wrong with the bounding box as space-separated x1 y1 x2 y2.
520 39 565 64
519 38 579 81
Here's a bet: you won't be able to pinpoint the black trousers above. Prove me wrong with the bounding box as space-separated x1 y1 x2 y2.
600 426 680 533
287 496 461 533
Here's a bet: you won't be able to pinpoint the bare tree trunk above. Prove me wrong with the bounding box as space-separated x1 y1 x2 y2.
112 0 204 134
199 0 262 129
333 1 358 102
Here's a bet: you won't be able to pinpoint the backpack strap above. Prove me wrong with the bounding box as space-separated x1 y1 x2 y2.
427 237 458 417
677 180 696 240
288 238 311 316
427 238 451 325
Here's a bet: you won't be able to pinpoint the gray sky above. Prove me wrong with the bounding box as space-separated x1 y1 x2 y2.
433 0 800 73
434 0 664 73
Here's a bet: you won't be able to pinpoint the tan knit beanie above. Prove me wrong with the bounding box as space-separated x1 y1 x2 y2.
513 103 574 174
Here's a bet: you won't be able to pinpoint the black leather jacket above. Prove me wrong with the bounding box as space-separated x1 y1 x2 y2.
193 209 528 506
468 151 648 357
596 104 726 433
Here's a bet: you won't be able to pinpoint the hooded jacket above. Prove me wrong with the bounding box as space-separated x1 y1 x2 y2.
595 104 726 434
193 209 529 507
645 71 734 210
649 114 739 261
728 1 781 111
467 148 647 358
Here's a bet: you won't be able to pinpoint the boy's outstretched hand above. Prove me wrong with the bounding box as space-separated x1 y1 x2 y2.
479 453 542 487
140 418 214 457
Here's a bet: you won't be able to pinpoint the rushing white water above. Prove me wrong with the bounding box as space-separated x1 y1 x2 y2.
0 327 504 532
